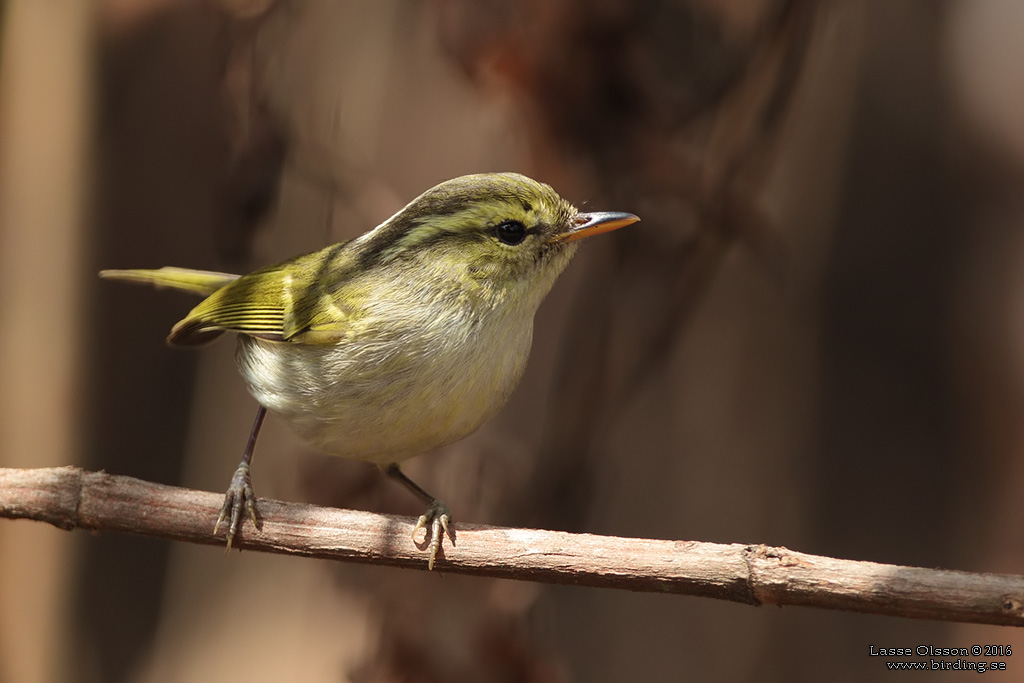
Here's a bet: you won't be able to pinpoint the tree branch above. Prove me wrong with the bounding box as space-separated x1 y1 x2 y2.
1 466 1021 626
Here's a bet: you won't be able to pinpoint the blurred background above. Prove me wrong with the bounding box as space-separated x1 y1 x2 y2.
3 0 1024 680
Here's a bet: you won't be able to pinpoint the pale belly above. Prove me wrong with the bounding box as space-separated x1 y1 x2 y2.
234 321 532 464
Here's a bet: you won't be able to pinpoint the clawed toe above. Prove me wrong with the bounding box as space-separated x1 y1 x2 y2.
412 500 452 570
214 462 259 550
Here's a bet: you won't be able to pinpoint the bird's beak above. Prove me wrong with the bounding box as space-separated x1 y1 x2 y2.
555 211 640 243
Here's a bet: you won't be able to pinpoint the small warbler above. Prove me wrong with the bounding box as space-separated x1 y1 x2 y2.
101 172 639 568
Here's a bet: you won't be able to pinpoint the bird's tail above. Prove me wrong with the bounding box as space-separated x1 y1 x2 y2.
99 267 240 297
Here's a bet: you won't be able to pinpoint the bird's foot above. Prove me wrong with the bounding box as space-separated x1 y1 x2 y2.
412 500 452 570
214 461 259 550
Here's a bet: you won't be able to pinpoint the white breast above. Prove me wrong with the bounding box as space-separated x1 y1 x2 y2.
234 305 534 464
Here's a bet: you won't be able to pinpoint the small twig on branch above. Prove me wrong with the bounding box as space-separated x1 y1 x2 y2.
1 465 1022 626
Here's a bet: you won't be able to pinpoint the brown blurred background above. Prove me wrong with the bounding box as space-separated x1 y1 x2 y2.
3 0 1024 681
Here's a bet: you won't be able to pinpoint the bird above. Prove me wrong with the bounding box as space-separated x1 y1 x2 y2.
101 172 639 568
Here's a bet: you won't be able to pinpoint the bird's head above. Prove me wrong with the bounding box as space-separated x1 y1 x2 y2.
355 172 639 311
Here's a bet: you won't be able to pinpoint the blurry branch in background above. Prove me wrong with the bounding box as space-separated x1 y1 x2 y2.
2 466 1023 628
434 0 821 527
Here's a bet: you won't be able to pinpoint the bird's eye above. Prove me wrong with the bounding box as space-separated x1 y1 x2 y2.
494 220 527 246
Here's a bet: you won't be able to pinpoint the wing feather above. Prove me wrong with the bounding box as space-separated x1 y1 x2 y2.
166 243 358 346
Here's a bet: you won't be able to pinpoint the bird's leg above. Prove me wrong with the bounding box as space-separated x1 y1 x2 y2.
215 404 266 549
383 463 452 570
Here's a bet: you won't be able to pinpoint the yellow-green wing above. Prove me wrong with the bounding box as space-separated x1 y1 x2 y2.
167 243 358 346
